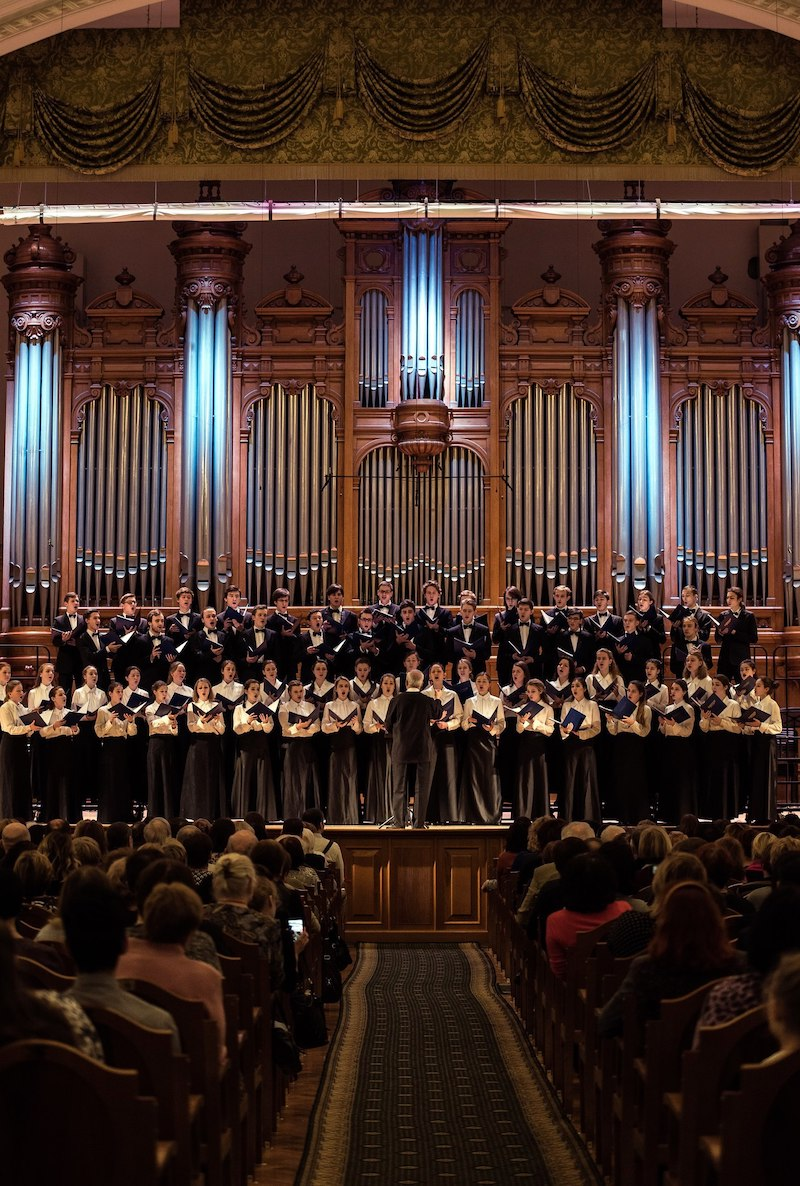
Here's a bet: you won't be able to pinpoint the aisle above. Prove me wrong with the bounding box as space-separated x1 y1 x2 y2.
295 944 600 1186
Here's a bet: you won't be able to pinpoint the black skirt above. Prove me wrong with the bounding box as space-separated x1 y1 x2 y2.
281 739 320 819
562 738 600 823
461 729 501 824
364 733 392 823
231 731 276 820
700 729 741 819
657 736 697 824
430 729 461 824
180 734 226 820
99 736 134 824
515 730 550 819
327 733 359 825
612 733 651 824
147 734 177 820
0 733 31 820
42 736 77 821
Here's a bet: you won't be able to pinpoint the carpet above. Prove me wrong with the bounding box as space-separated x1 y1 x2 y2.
295 943 601 1185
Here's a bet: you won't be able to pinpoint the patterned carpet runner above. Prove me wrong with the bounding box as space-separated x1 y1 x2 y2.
295 943 600 1185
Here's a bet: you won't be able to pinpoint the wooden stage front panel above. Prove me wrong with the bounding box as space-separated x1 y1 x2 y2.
326 826 505 942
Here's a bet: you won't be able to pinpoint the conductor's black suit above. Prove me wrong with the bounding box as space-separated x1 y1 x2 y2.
384 687 437 828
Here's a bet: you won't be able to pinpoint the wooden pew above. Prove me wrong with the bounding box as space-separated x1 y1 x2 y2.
0 1039 164 1186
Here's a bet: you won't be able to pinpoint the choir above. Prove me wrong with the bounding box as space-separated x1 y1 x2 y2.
0 579 780 828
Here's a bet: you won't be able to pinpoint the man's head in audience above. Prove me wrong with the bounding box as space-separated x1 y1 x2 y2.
600 825 626 845
135 858 198 919
561 822 595 843
227 827 257 856
106 822 132 850
2 821 30 853
302 809 325 834
281 818 305 838
61 867 129 973
143 817 171 846
210 818 236 854
176 826 213 871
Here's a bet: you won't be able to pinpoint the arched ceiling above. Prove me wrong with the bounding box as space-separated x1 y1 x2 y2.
1 0 800 56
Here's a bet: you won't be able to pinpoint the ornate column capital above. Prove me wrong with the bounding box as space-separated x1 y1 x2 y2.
170 221 251 328
10 310 64 342
764 223 800 338
2 224 82 343
594 219 675 332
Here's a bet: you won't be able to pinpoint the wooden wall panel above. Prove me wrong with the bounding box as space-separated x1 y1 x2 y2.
331 827 503 941
438 844 483 929
348 846 385 925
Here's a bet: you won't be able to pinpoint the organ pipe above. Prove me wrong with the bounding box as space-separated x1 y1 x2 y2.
359 289 389 407
357 447 484 603
610 295 663 607
245 385 338 607
675 384 767 606
74 385 168 607
401 225 444 400
454 289 485 407
505 384 598 605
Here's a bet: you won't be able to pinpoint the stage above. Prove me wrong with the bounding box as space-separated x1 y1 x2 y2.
322 826 505 943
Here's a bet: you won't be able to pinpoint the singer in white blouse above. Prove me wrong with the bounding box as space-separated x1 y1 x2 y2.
279 680 322 820
0 680 38 820
363 672 396 823
322 677 362 825
423 663 463 824
461 672 505 825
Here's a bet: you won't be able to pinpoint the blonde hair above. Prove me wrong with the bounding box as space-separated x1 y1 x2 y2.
651 852 708 913
212 852 257 904
638 826 671 864
751 831 775 862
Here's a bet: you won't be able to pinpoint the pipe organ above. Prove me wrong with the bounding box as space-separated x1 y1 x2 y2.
74 384 169 608
357 446 485 604
245 385 338 607
2 213 799 634
504 383 598 605
674 384 768 607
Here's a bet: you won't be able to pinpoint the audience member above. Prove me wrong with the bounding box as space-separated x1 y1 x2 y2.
605 852 709 957
131 858 221 972
142 816 172 846
546 853 631 979
60 866 180 1051
203 852 285 989
598 882 745 1037
116 881 226 1062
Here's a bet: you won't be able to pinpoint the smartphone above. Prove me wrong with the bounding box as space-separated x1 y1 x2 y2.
288 918 304 942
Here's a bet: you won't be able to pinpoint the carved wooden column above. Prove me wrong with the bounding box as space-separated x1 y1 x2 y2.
169 221 250 606
2 225 82 626
764 221 800 625
594 219 675 609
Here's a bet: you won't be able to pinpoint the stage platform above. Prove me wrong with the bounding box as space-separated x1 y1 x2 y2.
320 826 505 943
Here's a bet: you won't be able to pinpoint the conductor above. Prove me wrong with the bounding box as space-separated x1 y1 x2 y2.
385 668 436 828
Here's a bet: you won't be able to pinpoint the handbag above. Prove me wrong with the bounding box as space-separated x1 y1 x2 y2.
272 1019 302 1074
291 983 328 1049
322 952 343 1003
324 920 353 972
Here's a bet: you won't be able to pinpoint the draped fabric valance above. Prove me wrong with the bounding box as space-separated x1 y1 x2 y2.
680 69 800 175
189 49 325 149
23 44 800 176
33 78 161 174
517 54 657 153
354 38 489 138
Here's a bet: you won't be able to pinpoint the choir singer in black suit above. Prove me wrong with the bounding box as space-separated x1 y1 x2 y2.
384 669 437 828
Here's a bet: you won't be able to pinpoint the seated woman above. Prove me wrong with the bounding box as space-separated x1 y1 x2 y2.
598 881 745 1037
278 834 320 892
695 885 800 1033
546 852 632 979
605 850 709 958
117 880 226 1062
203 852 283 990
